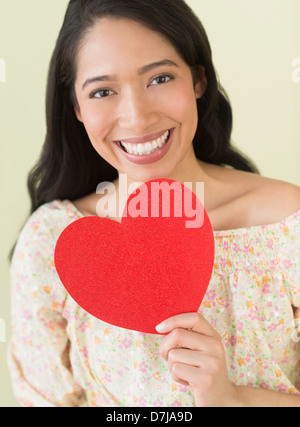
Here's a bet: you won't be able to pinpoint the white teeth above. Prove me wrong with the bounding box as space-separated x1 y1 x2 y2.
144 142 152 154
120 130 170 155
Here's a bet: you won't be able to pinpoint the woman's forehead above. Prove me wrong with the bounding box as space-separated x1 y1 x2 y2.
76 17 184 75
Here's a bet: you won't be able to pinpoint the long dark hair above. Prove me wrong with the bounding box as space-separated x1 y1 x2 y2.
9 0 259 260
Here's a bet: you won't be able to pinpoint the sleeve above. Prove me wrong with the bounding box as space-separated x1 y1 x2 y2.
7 206 87 407
285 216 300 310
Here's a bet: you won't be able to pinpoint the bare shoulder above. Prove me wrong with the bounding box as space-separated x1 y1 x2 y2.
237 171 300 226
72 193 97 216
204 163 300 229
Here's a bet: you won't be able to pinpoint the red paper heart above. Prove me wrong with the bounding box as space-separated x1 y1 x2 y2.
54 179 214 334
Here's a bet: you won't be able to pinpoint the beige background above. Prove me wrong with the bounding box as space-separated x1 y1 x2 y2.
0 0 299 407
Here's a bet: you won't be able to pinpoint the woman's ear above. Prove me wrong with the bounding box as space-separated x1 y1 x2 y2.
193 65 207 100
75 104 83 123
72 89 83 122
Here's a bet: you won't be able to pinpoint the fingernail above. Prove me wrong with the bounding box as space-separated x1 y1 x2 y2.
155 322 166 333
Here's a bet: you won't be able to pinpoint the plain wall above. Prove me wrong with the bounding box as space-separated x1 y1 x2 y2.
0 0 299 407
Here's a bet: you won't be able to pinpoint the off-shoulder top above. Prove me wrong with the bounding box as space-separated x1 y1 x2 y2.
7 200 300 406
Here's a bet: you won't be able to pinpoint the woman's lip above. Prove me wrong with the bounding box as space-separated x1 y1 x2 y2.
114 128 175 165
114 129 170 145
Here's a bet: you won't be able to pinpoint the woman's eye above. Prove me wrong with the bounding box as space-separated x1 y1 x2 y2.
90 89 115 99
150 74 174 86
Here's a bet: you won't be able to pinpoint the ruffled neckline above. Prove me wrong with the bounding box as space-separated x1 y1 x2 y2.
62 199 300 238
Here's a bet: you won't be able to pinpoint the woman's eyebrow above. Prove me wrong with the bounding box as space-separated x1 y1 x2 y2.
81 59 178 90
137 59 178 75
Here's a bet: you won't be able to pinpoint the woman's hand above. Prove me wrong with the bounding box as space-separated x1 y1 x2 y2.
156 312 240 407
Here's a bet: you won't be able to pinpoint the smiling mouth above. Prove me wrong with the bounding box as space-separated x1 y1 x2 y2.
117 130 171 156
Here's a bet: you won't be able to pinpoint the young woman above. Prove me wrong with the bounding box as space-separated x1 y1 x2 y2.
8 0 300 407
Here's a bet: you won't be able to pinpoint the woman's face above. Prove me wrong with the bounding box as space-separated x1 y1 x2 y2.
74 18 206 184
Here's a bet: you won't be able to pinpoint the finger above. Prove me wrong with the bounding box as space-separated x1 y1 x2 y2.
156 312 218 337
167 348 219 372
170 362 201 387
168 348 201 368
170 361 222 389
159 328 222 361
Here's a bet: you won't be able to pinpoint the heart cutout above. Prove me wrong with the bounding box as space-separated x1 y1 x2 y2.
54 179 215 334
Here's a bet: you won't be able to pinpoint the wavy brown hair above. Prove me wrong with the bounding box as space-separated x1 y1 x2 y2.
9 0 259 260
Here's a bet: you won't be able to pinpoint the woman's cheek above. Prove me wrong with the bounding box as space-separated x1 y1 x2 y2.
162 83 198 124
81 106 113 144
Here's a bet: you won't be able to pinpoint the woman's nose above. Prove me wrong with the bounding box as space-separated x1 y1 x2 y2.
117 88 160 132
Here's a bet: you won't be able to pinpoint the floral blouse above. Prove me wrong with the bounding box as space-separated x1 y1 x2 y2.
7 200 300 407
